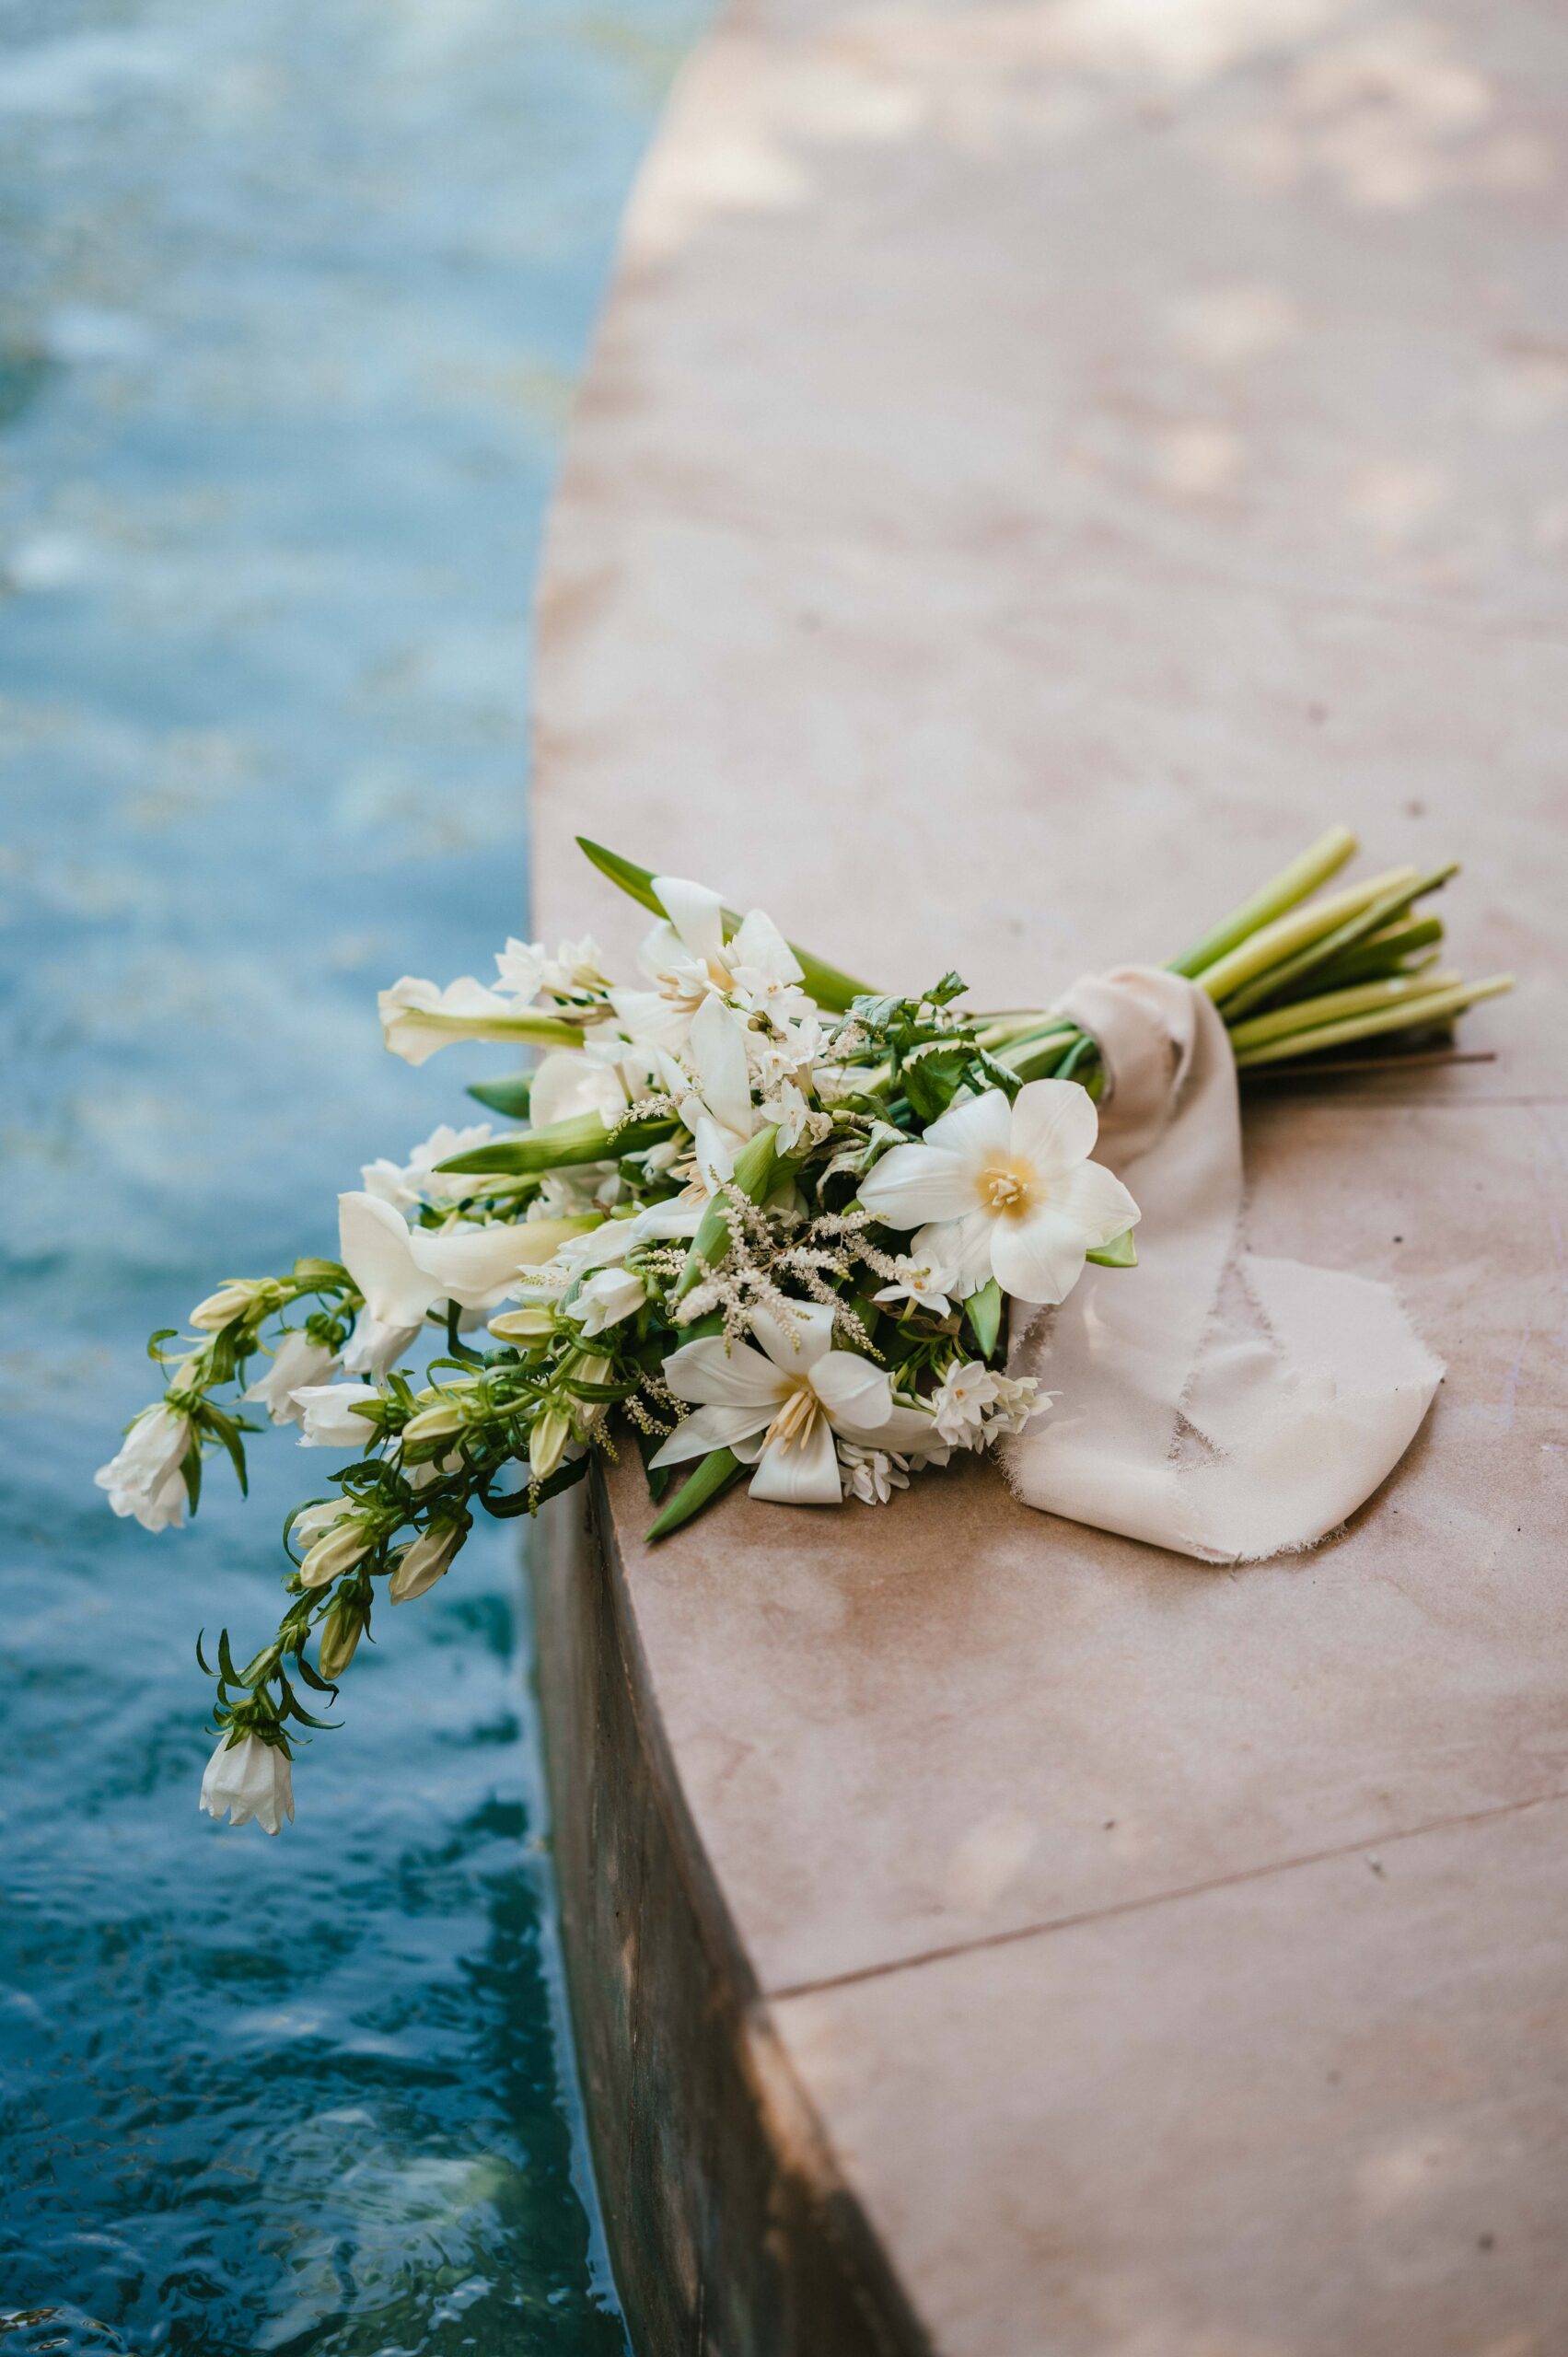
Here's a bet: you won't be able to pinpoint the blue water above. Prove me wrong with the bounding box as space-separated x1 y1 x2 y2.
0 2 701 2347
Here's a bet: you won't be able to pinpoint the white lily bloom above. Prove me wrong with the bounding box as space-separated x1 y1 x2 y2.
244 1329 339 1424
610 877 807 1050
95 1404 192 1532
873 1256 959 1318
361 1122 495 1211
859 1081 1140 1308
336 1192 587 1379
566 1264 646 1337
652 1303 940 1507
378 975 550 1066
200 1732 295 1836
293 1381 383 1448
389 1518 466 1603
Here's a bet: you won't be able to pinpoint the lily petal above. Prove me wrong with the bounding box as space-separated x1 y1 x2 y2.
921 1088 1013 1164
809 1351 894 1434
729 909 802 986
1009 1077 1099 1178
653 875 726 969
339 1192 438 1328
749 1302 834 1373
858 1143 977 1228
990 1205 1088 1307
748 1415 842 1505
650 1399 776 1469
689 992 754 1143
1054 1156 1142 1248
661 1334 788 1411
528 1050 627 1130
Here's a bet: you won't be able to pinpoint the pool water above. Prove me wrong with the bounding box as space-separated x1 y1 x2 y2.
0 2 702 2347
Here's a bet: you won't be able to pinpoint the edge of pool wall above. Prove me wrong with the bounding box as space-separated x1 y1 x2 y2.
533 1485 929 2356
521 0 1568 2349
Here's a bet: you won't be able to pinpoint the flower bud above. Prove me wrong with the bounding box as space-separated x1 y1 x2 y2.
488 1304 555 1343
528 1407 570 1481
191 1278 281 1333
401 1399 466 1446
389 1518 467 1603
299 1515 374 1589
318 1593 369 1680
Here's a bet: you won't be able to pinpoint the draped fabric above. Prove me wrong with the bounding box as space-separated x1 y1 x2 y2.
1001 967 1441 1564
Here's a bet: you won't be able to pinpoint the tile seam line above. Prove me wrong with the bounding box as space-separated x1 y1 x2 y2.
764 1783 1568 2005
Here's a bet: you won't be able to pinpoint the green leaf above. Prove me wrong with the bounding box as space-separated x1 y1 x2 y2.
645 1447 747 1542
964 1278 1004 1357
467 1073 533 1119
575 836 872 1013
437 1111 676 1176
1086 1227 1138 1269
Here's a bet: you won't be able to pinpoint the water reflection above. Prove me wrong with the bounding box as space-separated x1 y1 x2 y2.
0 0 703 2346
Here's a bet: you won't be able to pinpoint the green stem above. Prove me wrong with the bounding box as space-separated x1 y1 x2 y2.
1233 975 1514 1067
1167 825 1358 979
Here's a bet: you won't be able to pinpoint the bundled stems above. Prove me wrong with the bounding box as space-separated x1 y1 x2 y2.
993 830 1511 1086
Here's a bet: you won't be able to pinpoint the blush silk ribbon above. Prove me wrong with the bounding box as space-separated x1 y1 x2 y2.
1001 967 1442 1564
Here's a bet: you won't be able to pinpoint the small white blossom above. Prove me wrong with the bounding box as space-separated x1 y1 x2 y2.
361 1123 495 1211
930 1362 1001 1448
873 1257 958 1318
200 1732 294 1836
758 1078 831 1156
244 1329 338 1425
95 1404 192 1532
565 1264 646 1337
981 1373 1049 1439
293 1381 383 1449
837 1442 912 1506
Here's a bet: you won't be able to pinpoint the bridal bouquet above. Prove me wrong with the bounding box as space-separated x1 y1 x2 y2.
99 828 1509 1831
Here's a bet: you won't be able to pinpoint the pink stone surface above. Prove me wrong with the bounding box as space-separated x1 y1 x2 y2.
533 0 1568 2344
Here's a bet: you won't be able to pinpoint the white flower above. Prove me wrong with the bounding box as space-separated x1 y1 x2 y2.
189 1278 280 1333
244 1329 339 1425
378 975 558 1066
858 1081 1139 1308
610 877 807 1051
293 1380 383 1448
361 1123 496 1211
200 1732 294 1836
873 1255 958 1318
298 1512 376 1589
95 1404 192 1532
758 1078 830 1156
389 1518 466 1603
652 1303 940 1507
930 1362 1001 1448
656 992 760 1190
837 1441 912 1506
983 1372 1049 1438
494 934 605 1003
527 1048 629 1132
565 1264 646 1337
336 1192 589 1379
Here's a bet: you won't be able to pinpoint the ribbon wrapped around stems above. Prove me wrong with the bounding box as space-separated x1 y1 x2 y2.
1002 967 1442 1564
